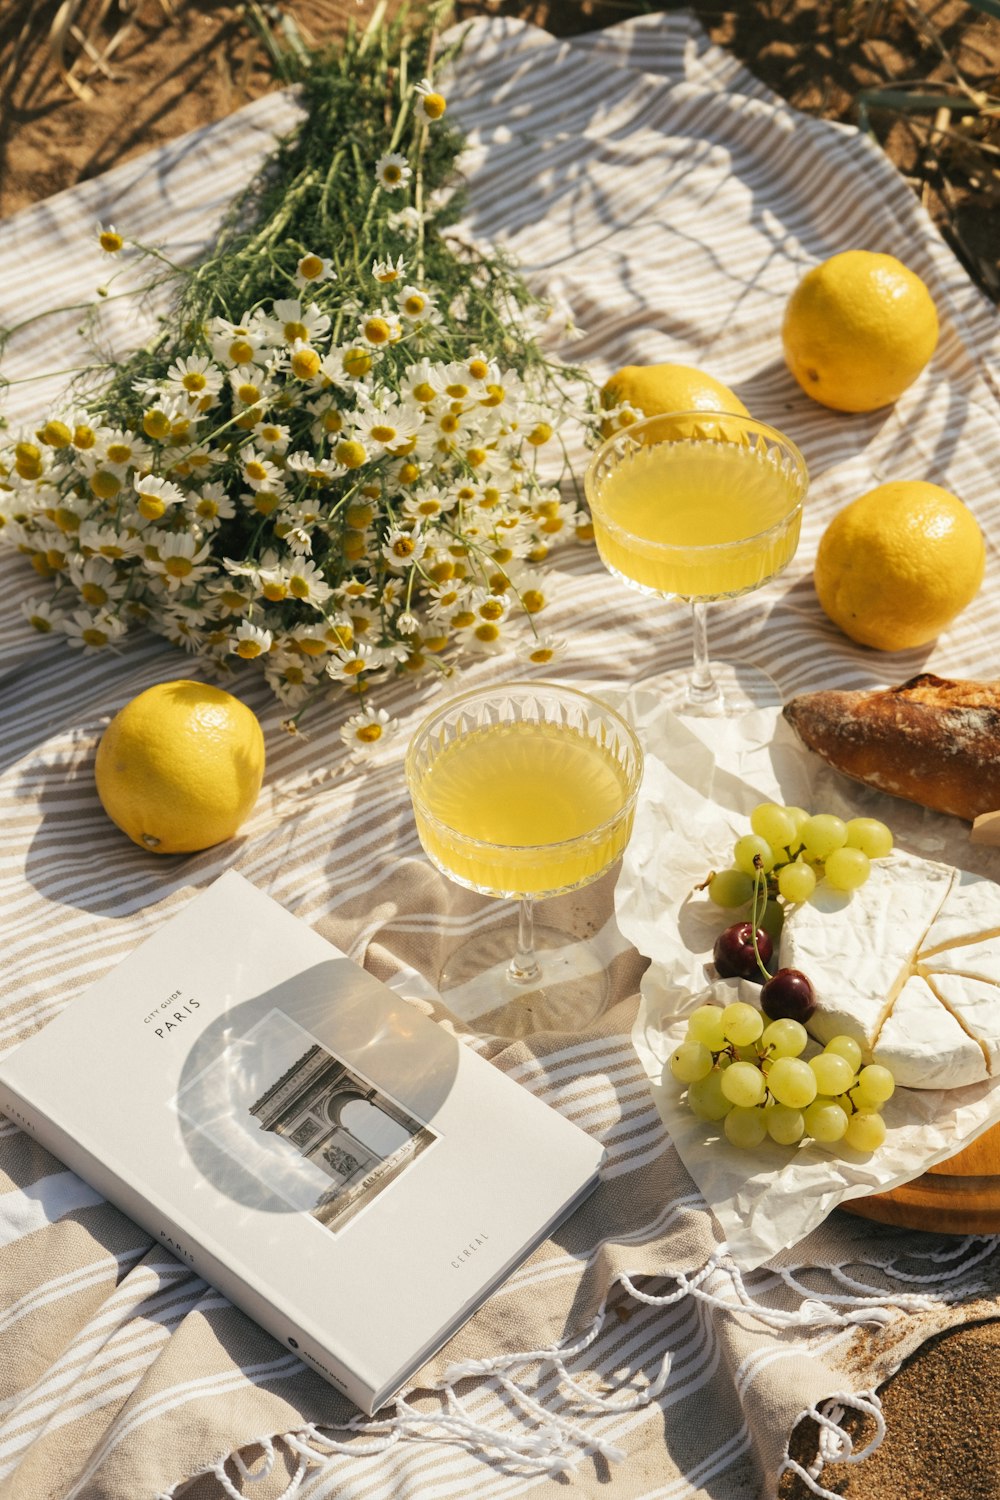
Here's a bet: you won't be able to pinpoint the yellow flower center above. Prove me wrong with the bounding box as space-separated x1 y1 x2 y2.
439 412 460 434
382 164 402 185
336 439 367 470
342 658 365 676
218 589 247 611
417 499 440 516
322 409 343 434
398 462 420 485
252 491 282 516
403 295 425 317
421 91 446 120
297 636 327 657
80 581 109 606
54 506 80 533
370 424 397 444
480 383 505 408
182 372 207 392
478 597 505 622
521 589 545 614
165 557 194 578
143 409 171 439
40 420 72 448
45 548 67 570
466 447 487 468
262 580 288 602
468 359 489 380
260 426 282 444
289 575 311 600
474 623 500 643
29 613 53 633
236 640 264 659
363 317 392 345
345 503 374 528
452 609 475 629
428 560 454 583
106 442 132 464
237 382 261 405
343 348 373 378
196 498 219 519
576 520 595 542
356 722 383 744
291 348 321 380
91 470 121 500
284 320 308 343
527 422 553 446
99 230 124 254
136 492 166 521
82 626 110 647
391 537 416 558
299 255 324 279
245 460 268 482
229 338 255 364
412 381 436 403
528 647 555 663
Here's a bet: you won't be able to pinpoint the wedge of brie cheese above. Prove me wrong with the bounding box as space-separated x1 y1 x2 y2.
779 849 1000 1089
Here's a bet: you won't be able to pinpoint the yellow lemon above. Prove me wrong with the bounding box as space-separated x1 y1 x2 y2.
782 251 938 412
600 362 749 435
95 680 266 853
814 481 984 651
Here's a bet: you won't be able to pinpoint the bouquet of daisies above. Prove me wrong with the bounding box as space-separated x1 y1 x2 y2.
0 6 598 731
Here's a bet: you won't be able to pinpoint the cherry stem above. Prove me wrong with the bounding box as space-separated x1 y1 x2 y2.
750 857 771 981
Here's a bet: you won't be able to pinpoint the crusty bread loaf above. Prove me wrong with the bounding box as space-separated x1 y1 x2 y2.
783 674 1000 822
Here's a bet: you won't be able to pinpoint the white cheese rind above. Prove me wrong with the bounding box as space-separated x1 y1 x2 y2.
918 934 1000 988
872 974 988 1089
920 867 1000 956
779 851 954 1054
924 971 1000 1074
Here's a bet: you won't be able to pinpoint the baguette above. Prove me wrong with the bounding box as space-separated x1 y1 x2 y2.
783 674 1000 823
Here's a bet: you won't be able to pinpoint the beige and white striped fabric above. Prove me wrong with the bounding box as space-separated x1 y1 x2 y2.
2 12 1000 1499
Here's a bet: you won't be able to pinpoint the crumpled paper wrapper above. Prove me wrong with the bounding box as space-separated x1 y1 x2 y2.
609 684 1000 1271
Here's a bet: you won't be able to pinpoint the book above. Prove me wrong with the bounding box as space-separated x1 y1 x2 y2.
0 871 604 1414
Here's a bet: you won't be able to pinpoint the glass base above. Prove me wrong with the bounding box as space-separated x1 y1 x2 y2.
644 659 783 717
437 921 610 1039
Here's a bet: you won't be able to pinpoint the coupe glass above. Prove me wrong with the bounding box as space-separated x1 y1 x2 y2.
405 681 643 1037
585 410 808 714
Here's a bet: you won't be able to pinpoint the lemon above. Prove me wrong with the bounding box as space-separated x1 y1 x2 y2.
782 251 938 412
814 482 985 651
600 362 749 435
95 681 266 853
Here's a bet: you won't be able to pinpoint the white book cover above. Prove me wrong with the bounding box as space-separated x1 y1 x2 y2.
0 871 605 1413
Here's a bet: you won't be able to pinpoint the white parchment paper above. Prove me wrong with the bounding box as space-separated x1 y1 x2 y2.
609 684 1000 1271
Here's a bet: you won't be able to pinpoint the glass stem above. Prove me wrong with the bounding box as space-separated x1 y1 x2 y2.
685 598 722 709
507 898 541 986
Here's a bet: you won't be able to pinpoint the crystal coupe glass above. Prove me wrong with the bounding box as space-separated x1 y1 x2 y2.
585 410 809 714
405 681 643 1037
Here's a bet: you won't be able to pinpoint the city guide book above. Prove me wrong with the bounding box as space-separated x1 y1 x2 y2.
0 871 604 1414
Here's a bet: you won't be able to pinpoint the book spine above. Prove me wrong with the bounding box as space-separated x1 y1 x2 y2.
0 1080 379 1414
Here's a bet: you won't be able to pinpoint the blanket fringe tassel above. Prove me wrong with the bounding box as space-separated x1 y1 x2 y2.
160 1238 996 1497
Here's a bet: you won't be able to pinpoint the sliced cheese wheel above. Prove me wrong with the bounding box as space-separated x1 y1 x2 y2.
920 867 1000 956
873 974 987 1089
779 850 954 1053
924 971 1000 1075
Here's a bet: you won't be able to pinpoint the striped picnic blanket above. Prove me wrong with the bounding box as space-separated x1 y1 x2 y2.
2 11 1000 1500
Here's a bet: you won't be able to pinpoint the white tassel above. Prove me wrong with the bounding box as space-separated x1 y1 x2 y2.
777 1389 886 1498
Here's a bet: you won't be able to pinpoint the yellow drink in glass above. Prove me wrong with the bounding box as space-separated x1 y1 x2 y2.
592 438 804 598
411 719 635 897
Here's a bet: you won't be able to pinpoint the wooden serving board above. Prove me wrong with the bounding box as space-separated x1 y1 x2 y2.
841 1119 1000 1233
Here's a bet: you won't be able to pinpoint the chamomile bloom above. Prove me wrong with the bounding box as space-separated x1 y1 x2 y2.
230 620 273 659
414 78 447 123
294 252 336 290
372 254 406 285
63 609 127 652
21 597 66 634
386 205 422 235
240 448 283 491
77 522 140 561
516 633 567 667
285 557 334 608
269 298 332 347
264 653 322 708
132 474 186 523
326 641 381 682
95 222 124 256
358 311 403 348
97 428 151 472
254 421 291 454
352 401 421 456
375 151 412 192
163 355 224 405
459 614 510 656
396 284 437 322
187 483 236 531
382 526 428 571
144 533 213 591
207 314 273 368
68 555 128 609
285 450 341 486
339 706 398 761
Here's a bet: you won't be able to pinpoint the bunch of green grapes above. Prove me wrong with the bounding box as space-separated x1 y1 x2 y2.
668 1000 895 1154
707 803 895 931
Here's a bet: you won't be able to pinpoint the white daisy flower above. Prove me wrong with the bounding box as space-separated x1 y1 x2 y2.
62 609 127 652
375 151 412 192
186 482 236 531
339 707 398 762
395 284 436 322
515 634 567 667
68 556 128 609
382 526 428 571
95 222 124 257
143 533 213 591
230 620 273 659
285 557 334 607
254 421 291 454
294 252 336 290
352 400 421 456
269 298 332 346
21 597 65 634
240 448 283 491
264 654 322 708
372 254 406 284
132 474 186 523
207 314 274 368
325 641 382 682
163 354 225 405
414 78 447 123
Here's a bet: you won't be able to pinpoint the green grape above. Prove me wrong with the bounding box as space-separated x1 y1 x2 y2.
751 802 797 850
777 860 817 905
852 1064 895 1107
688 1070 732 1121
843 1110 888 1153
845 818 894 860
733 834 776 876
824 846 871 892
669 1040 714 1084
800 813 848 862
720 1060 767 1109
686 1005 727 1051
766 1056 818 1109
804 1098 850 1142
759 898 784 944
721 1001 764 1047
708 868 755 908
724 1106 768 1149
783 806 811 842
766 1102 806 1145
761 1018 808 1058
824 1035 863 1073
808 1052 856 1096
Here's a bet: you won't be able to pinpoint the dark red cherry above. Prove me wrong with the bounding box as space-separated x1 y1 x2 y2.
760 967 816 1023
712 922 773 983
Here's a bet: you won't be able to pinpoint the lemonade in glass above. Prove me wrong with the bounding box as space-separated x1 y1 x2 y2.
406 681 643 1036
585 411 808 711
